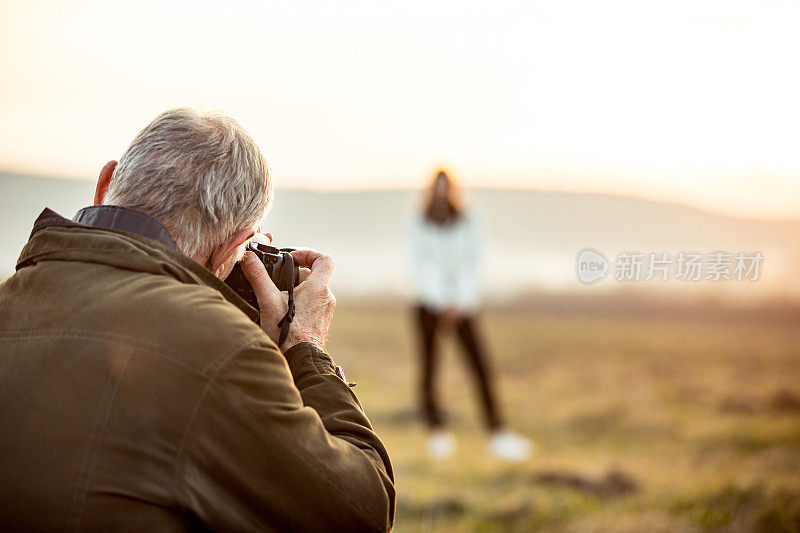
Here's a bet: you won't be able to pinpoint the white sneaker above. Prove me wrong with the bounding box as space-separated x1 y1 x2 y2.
428 430 456 459
489 430 533 461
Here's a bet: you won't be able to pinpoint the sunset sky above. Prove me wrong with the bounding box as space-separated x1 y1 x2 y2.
1 0 800 218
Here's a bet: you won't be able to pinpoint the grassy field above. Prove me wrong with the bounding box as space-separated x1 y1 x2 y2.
327 304 800 532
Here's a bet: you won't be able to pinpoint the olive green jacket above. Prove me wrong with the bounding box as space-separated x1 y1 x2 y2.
0 207 395 532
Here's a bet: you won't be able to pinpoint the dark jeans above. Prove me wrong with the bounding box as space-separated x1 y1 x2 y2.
414 304 503 431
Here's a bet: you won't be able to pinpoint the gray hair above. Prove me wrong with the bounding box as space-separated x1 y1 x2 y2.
105 107 272 260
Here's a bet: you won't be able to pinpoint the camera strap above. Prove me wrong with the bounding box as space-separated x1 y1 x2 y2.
277 252 296 347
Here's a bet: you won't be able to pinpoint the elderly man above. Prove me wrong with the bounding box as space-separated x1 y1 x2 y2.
0 108 395 531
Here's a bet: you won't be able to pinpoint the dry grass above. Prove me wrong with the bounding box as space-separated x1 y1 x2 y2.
327 304 800 532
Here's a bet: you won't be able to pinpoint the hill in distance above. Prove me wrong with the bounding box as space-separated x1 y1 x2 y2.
2 172 799 302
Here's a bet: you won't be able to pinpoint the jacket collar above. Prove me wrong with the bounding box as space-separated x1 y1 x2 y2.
29 205 178 251
22 207 260 324
73 205 179 251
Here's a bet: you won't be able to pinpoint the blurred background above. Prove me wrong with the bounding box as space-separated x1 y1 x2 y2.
2 1 800 530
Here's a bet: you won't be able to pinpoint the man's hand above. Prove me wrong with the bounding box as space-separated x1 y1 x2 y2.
241 251 288 344
284 249 336 350
241 247 336 351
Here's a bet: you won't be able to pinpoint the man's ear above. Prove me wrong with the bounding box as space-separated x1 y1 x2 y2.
208 227 257 277
94 160 118 205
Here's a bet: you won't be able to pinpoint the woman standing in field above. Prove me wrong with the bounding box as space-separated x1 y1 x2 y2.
410 169 532 461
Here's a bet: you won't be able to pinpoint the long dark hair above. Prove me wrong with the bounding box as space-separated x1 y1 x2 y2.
423 170 462 226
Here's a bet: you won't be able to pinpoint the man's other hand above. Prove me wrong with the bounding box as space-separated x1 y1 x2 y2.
241 247 336 351
241 250 288 344
284 249 336 350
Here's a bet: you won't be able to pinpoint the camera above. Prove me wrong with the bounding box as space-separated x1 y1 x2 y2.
225 241 300 311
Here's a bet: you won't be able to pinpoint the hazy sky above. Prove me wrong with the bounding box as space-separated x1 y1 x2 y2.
1 0 800 217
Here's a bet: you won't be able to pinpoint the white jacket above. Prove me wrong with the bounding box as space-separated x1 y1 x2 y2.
410 213 481 311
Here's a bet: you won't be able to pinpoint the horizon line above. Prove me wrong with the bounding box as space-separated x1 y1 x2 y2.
3 168 799 225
